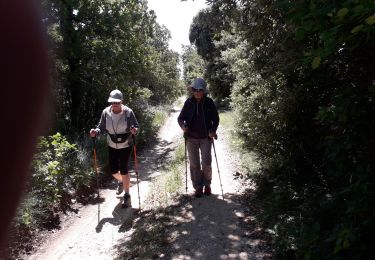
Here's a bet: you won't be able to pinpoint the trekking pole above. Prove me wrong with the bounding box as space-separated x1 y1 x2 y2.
212 136 224 200
184 134 188 193
131 133 141 211
183 121 188 193
92 137 100 224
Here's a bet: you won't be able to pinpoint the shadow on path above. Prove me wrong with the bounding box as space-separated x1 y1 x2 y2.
95 196 135 233
114 193 272 259
132 138 176 180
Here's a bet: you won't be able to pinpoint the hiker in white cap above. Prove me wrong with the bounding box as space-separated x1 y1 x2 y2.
177 78 220 197
90 89 139 207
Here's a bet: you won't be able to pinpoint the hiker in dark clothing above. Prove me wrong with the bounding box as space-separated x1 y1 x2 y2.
177 78 220 197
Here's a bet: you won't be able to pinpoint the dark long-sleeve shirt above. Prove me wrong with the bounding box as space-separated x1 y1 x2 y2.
177 96 219 138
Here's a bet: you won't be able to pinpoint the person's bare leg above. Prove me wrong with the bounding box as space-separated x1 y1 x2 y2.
112 172 124 195
112 172 122 182
121 174 131 207
122 174 130 193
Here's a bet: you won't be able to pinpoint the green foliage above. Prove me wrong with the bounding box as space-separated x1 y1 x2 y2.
198 0 375 259
278 0 375 69
138 23 183 105
189 7 236 104
181 45 206 86
31 133 94 210
9 132 97 258
42 0 182 133
152 106 168 129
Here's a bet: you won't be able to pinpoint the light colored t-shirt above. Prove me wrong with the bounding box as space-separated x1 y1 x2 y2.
106 110 129 149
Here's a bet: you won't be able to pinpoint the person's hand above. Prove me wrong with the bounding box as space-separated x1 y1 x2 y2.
209 131 217 139
90 129 97 138
130 127 138 135
182 125 188 133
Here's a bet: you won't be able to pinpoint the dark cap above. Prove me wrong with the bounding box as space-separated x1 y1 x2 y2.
108 89 123 103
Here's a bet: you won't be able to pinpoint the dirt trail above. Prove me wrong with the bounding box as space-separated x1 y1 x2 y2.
27 99 183 260
27 97 271 260
162 111 271 260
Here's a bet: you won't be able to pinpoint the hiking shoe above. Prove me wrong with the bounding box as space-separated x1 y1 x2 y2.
116 182 123 195
122 193 131 208
194 188 203 198
204 185 211 196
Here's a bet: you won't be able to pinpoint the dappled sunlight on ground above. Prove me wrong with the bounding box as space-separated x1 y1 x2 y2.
26 101 272 259
114 191 272 259
114 109 272 259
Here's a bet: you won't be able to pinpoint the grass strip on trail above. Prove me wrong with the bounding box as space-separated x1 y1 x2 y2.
115 140 185 259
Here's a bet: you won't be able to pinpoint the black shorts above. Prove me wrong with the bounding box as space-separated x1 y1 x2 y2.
108 146 132 175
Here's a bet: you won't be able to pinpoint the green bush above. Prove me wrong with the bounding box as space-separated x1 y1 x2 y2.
17 133 95 227
193 1 374 259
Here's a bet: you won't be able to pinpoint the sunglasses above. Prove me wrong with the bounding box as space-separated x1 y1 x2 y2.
111 102 121 105
192 88 204 92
